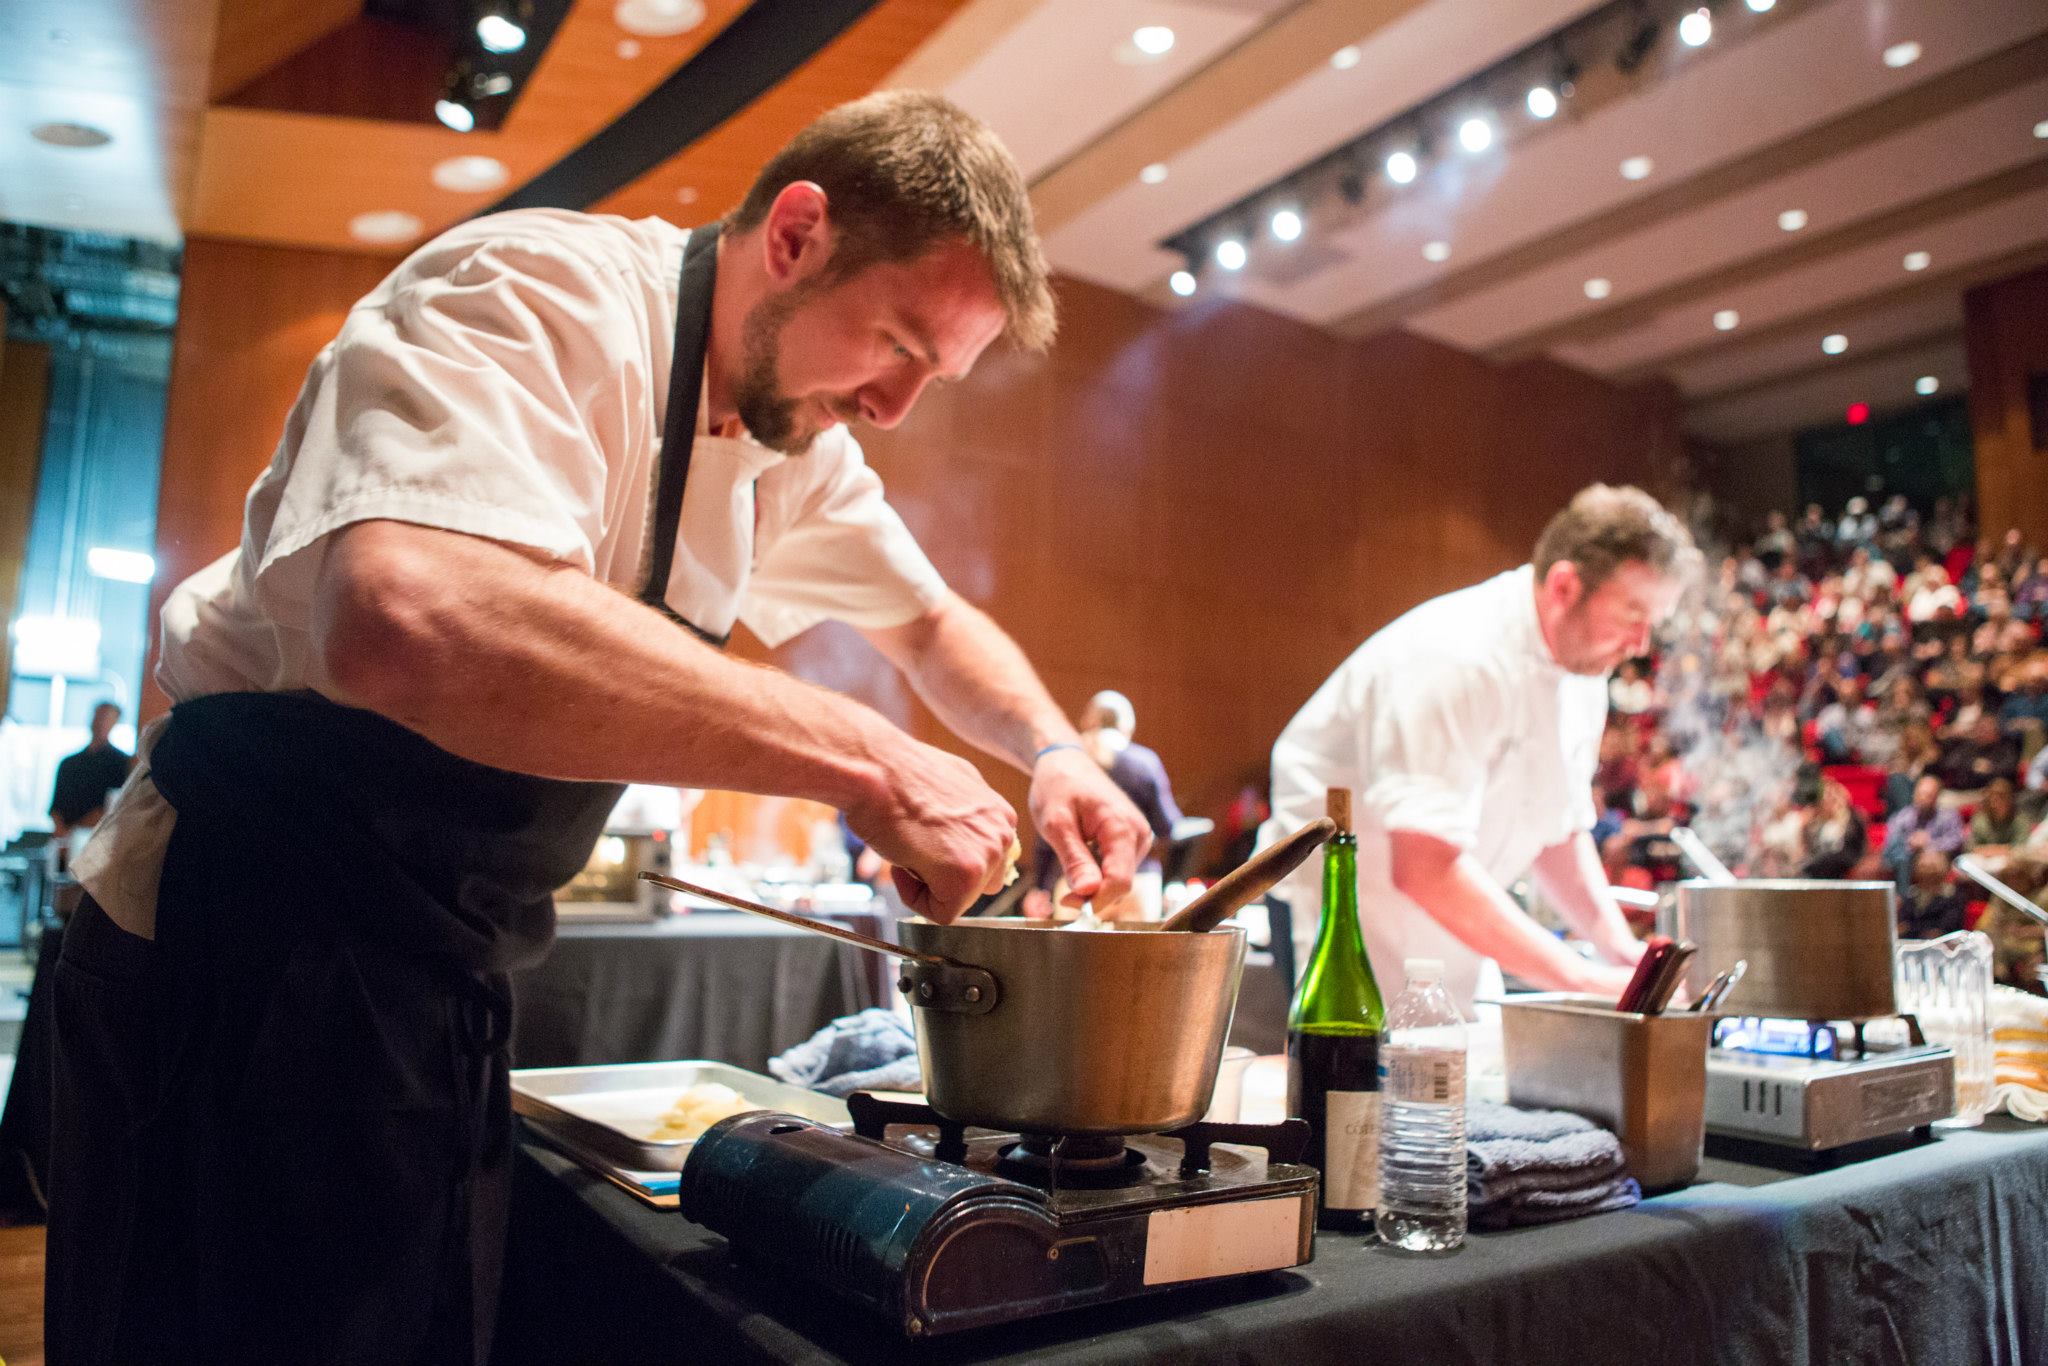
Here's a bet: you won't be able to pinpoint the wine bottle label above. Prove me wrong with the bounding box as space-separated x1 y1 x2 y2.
1382 1048 1465 1105
1322 1090 1380 1209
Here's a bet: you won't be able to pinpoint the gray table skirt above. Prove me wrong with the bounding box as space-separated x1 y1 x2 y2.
498 1118 2048 1365
510 913 884 1073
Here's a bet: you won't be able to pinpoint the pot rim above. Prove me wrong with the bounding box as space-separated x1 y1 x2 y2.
904 917 1248 939
1675 878 1895 893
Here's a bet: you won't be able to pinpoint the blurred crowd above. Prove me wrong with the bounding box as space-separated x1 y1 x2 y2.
1595 492 2048 993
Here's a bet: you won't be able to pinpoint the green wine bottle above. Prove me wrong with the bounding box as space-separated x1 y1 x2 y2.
1286 787 1386 1231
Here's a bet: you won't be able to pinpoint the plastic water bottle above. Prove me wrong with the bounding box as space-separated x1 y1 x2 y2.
1374 958 1467 1251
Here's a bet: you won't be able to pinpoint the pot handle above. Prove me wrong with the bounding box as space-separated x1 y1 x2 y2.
897 959 1001 1015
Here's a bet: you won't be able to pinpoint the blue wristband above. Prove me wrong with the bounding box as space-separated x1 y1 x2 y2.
1032 742 1084 766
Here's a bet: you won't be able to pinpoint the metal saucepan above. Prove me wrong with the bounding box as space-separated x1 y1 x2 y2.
636 876 1246 1136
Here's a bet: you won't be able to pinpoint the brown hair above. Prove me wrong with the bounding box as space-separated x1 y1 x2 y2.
728 90 1056 352
1533 484 1697 592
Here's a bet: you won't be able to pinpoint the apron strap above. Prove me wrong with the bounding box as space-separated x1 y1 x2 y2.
642 221 728 646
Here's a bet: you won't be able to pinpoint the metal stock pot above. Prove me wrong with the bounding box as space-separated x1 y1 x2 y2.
1673 878 1898 1020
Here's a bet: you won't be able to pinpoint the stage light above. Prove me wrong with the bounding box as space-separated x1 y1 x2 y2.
435 97 477 132
1385 149 1419 184
1215 238 1247 271
1271 209 1303 242
1331 45 1361 70
1458 116 1494 154
1132 25 1175 57
1882 41 1921 69
477 12 526 53
1915 376 1938 396
1822 334 1848 355
87 548 155 583
1620 155 1653 180
1170 270 1197 297
1713 309 1739 331
1778 208 1808 232
1745 0 1775 11
1526 85 1559 119
1140 162 1168 185
1584 277 1612 300
1678 9 1711 47
1903 250 1930 272
1422 240 1450 263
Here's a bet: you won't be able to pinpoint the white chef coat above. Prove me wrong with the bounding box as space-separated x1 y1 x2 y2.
1259 566 1609 1012
77 208 948 935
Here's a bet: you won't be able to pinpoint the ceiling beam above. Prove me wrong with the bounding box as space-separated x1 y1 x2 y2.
1496 156 2048 362
1330 31 2048 339
1026 0 1431 236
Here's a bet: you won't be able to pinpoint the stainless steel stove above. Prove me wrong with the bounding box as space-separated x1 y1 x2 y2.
1705 1016 1954 1151
677 1093 1318 1338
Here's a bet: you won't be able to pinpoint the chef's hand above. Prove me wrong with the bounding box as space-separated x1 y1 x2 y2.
844 737 1017 924
1030 747 1153 910
1576 959 1643 1002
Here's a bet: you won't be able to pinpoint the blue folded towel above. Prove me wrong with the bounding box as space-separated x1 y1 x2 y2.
768 1008 923 1098
1465 1100 1640 1228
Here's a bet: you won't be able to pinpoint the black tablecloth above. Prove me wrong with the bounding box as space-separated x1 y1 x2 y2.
510 912 885 1073
498 1118 2048 1365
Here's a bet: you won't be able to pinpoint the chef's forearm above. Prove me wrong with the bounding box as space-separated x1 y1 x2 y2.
862 591 1076 773
313 520 894 808
1531 832 1640 961
1391 833 1612 992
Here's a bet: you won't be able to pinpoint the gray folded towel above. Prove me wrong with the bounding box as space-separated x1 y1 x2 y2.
768 1008 923 1098
1465 1100 1640 1227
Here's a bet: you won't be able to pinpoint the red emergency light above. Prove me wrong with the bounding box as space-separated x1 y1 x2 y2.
1845 402 1870 425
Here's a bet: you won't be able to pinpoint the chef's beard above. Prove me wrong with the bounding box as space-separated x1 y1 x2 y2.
733 281 839 455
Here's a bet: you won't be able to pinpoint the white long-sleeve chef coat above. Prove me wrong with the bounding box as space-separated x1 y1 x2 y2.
77 209 948 935
1259 566 1609 1012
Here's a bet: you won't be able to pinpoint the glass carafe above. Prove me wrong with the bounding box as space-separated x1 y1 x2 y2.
1895 931 1994 1127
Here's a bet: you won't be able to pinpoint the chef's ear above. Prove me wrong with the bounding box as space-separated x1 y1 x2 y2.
760 181 833 286
1542 559 1586 611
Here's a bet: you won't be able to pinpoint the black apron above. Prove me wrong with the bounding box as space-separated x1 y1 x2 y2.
46 223 725 1366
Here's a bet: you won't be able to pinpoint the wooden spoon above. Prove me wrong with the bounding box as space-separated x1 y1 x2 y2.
1159 818 1337 934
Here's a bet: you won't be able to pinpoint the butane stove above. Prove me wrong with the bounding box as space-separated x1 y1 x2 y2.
1705 1016 1955 1151
677 1093 1318 1339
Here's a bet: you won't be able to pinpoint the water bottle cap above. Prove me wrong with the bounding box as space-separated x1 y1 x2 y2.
1405 957 1444 982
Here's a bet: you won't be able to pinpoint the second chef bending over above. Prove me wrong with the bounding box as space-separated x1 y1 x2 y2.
1261 484 1695 1012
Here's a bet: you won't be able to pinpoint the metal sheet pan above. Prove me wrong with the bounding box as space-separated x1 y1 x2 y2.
511 1060 852 1172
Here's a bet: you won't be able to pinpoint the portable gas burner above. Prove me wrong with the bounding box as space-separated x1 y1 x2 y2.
677 1093 1317 1338
1705 1015 1954 1151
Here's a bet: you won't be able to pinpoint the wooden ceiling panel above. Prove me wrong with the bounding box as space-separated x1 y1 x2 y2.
593 0 972 227
208 0 358 102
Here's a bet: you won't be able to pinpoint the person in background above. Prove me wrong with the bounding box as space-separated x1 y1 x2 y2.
1025 690 1184 919
48 702 133 869
1966 776 2034 866
1262 484 1694 1010
1608 659 1655 715
1883 720 1942 816
1799 777 1867 880
1935 713 2020 795
1885 774 1966 891
1898 849 1969 940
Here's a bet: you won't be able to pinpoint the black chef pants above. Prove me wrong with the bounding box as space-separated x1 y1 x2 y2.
46 891 513 1365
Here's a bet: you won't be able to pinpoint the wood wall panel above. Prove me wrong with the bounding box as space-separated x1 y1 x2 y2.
0 336 53 713
143 236 397 720
1965 263 2048 555
144 238 1679 837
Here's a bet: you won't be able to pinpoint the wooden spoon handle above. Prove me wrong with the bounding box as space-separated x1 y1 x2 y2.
1161 818 1337 933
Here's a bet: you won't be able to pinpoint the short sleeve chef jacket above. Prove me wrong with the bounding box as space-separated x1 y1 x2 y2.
1258 566 1608 1012
77 208 947 933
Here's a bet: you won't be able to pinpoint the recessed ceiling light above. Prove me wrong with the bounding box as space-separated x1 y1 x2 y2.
1882 41 1921 68
1902 250 1931 272
1169 270 1197 298
1822 333 1848 355
87 547 155 583
1131 25 1176 57
1915 375 1939 396
614 0 705 38
674 185 699 205
1385 150 1419 184
1777 208 1809 232
1458 116 1494 154
434 98 476 132
476 13 526 53
1745 0 1776 10
1713 309 1739 331
1678 8 1712 47
1526 85 1559 119
1422 240 1451 263
1620 155 1653 181
30 121 112 149
431 154 508 193
1270 209 1303 242
2036 119 2048 140
1331 45 1361 71
350 211 425 246
1214 238 1247 271
1583 277 1613 300
1139 162 1168 185
617 38 641 58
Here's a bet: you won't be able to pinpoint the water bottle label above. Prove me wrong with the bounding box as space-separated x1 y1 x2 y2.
1381 1049 1464 1104
1323 1090 1380 1208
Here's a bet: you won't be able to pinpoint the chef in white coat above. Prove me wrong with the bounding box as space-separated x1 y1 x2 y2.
1262 484 1695 1012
